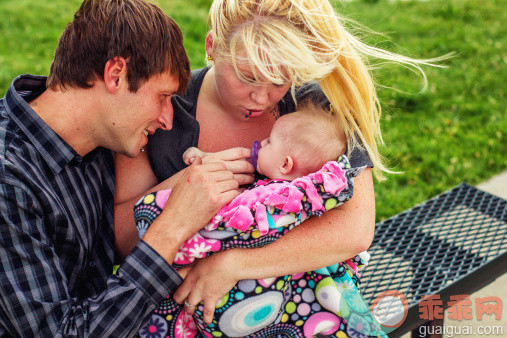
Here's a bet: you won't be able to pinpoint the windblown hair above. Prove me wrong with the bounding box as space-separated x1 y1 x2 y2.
47 0 190 94
278 100 346 176
208 0 446 180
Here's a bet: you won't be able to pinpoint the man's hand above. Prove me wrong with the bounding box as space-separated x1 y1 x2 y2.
183 147 255 186
172 250 243 325
142 157 240 262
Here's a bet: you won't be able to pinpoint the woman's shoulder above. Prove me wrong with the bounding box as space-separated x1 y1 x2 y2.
182 67 210 104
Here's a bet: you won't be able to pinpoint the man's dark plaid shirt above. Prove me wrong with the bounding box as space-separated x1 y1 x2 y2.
0 75 182 337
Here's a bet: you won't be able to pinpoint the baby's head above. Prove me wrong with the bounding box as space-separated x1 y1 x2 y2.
255 101 346 180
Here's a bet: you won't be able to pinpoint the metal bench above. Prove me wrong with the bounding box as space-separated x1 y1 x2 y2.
361 183 507 337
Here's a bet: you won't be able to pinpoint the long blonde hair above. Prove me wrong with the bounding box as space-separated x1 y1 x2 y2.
208 0 446 180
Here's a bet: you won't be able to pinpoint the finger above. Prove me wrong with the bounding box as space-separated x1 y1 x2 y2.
212 178 241 193
234 173 255 186
177 266 191 279
205 147 251 161
189 155 202 166
173 281 191 304
183 294 200 315
221 160 255 174
183 300 197 315
217 189 241 205
204 168 234 181
203 300 216 325
184 156 195 165
183 147 206 165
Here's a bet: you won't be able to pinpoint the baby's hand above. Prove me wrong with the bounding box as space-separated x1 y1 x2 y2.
183 146 255 186
183 147 207 165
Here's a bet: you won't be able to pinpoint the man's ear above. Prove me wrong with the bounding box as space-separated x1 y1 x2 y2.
205 31 214 58
104 57 128 94
280 155 294 175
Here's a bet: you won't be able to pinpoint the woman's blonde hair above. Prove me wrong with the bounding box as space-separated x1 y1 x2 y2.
208 0 446 180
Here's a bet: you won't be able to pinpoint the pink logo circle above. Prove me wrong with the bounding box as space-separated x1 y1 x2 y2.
370 290 409 329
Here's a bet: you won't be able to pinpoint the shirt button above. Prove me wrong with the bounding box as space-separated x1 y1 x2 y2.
89 261 96 267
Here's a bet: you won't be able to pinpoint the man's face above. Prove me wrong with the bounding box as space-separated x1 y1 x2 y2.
106 70 179 157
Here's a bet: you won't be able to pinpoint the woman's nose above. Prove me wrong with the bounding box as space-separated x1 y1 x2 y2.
250 86 269 105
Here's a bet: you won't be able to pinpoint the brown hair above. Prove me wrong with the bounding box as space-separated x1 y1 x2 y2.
47 0 190 93
279 100 347 176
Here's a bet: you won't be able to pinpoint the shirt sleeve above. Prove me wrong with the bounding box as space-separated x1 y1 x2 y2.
0 182 182 337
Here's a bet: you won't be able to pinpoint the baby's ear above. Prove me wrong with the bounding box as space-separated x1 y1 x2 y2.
280 156 294 175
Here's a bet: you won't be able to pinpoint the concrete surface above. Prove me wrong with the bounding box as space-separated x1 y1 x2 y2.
401 172 507 337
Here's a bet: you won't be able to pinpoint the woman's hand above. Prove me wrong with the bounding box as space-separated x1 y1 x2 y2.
172 250 243 325
183 147 255 186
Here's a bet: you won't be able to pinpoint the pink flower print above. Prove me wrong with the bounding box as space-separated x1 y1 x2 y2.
188 242 212 259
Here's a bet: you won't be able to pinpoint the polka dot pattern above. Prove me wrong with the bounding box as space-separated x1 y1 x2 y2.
133 157 385 337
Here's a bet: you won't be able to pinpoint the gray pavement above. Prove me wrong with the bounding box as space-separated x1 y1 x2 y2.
401 171 507 337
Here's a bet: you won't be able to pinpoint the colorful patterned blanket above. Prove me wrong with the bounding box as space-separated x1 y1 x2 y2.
133 156 384 337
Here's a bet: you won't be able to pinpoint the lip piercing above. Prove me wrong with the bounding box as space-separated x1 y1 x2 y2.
245 110 252 118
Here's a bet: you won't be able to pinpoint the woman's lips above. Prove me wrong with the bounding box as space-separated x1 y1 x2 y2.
243 108 265 118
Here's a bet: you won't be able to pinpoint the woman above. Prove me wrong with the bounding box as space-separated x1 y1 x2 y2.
115 0 435 334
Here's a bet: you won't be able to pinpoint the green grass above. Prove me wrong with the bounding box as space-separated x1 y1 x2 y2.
0 0 505 221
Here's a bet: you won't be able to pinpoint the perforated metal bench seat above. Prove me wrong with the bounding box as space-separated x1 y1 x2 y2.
361 183 507 337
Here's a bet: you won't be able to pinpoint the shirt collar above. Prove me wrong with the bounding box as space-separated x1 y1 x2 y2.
4 74 81 174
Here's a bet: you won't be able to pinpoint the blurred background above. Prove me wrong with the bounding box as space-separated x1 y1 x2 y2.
0 0 505 221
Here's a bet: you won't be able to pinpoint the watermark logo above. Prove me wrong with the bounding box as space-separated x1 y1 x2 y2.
370 290 409 332
368 291 503 335
419 294 503 321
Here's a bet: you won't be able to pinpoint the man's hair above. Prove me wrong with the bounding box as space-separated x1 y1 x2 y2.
47 0 190 93
279 100 347 176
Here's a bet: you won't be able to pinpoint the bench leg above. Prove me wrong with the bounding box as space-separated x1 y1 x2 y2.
411 319 444 338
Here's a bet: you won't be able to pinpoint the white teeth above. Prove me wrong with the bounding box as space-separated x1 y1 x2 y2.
143 130 148 136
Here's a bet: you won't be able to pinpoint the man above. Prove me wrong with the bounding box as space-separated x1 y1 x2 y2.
0 0 241 336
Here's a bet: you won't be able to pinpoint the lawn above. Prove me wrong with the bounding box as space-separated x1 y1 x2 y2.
0 0 505 221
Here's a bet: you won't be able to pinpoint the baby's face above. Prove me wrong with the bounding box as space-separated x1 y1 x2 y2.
256 122 287 179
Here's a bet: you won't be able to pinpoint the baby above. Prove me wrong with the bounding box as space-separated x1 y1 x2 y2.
184 99 347 182
135 101 380 338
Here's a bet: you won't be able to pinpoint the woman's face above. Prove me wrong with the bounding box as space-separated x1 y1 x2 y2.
212 55 291 120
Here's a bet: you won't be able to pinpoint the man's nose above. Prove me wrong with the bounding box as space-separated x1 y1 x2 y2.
157 105 173 130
